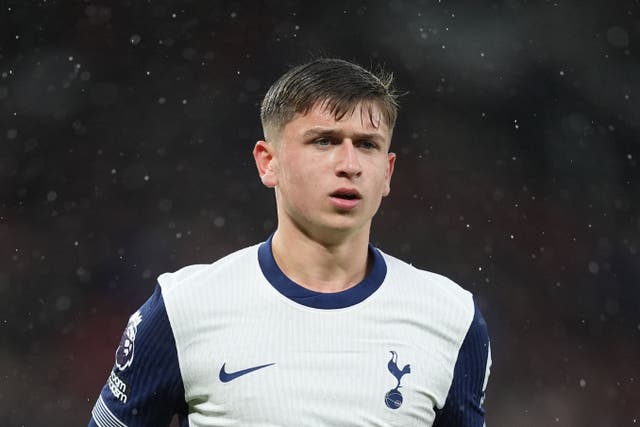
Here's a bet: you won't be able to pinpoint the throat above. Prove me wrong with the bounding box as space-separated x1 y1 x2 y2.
270 229 371 293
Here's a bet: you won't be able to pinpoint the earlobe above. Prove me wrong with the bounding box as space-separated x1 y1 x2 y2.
253 140 278 188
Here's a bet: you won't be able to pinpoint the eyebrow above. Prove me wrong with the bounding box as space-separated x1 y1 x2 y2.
301 127 386 143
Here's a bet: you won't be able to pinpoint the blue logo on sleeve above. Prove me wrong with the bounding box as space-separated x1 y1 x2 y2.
385 351 411 409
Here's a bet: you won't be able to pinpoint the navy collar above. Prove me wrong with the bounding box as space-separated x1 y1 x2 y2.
257 234 387 309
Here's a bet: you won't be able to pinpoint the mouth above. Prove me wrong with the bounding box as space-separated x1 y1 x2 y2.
329 188 362 200
329 188 362 210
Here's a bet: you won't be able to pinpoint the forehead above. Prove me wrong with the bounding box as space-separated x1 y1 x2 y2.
283 101 390 138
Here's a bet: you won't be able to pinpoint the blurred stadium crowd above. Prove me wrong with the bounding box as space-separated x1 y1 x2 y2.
1 1 639 425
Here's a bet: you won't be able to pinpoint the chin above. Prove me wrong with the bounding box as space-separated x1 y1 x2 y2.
319 215 370 234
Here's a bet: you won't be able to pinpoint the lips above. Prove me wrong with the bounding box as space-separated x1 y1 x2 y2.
330 188 362 200
329 188 362 210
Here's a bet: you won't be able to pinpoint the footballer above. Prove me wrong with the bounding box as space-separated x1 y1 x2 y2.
88 58 491 426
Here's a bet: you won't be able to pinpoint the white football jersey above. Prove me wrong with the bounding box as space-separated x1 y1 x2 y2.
89 236 491 427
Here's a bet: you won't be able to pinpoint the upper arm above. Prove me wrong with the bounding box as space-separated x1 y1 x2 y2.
433 301 491 427
88 285 187 427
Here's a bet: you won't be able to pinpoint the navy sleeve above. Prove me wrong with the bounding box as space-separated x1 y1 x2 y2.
88 285 188 427
433 302 491 427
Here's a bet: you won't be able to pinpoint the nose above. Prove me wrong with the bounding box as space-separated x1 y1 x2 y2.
335 140 362 179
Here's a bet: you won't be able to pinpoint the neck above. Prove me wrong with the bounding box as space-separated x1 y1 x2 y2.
271 221 371 293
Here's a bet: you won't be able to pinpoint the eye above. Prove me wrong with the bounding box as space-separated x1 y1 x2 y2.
358 140 378 150
313 137 332 146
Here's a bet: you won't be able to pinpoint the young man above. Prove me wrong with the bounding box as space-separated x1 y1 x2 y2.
89 58 491 427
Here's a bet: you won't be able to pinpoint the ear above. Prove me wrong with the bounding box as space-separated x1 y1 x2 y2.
382 152 396 197
253 140 278 188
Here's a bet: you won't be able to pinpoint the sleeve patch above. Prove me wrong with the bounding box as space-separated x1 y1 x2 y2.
115 310 143 372
89 285 188 426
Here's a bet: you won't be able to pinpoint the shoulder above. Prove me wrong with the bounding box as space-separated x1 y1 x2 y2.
154 243 265 338
375 248 480 354
433 302 492 426
157 243 260 295
379 250 475 314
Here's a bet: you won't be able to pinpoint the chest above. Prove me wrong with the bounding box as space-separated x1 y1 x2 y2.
177 304 457 426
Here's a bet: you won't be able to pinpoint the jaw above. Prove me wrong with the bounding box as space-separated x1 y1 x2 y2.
275 201 374 246
272 181 386 244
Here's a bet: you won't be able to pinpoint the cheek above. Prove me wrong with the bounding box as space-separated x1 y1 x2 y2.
367 160 392 192
282 152 327 185
279 164 314 200
278 151 306 181
280 165 305 190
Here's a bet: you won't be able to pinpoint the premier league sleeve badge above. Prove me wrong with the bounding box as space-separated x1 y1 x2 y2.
115 310 143 371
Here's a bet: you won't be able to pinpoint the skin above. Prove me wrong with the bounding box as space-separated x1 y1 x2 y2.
253 101 396 293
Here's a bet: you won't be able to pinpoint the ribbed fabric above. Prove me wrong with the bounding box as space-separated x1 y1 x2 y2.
157 243 486 426
433 303 491 426
89 286 187 426
90 396 126 427
89 241 490 426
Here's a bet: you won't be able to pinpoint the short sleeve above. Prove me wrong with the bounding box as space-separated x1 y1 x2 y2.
88 285 187 427
433 301 491 427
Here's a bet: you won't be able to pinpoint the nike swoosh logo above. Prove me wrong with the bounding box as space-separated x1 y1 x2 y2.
219 362 275 383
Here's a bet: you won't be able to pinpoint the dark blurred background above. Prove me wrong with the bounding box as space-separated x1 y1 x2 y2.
1 1 639 425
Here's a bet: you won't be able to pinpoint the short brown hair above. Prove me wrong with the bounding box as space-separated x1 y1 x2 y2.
260 58 399 141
